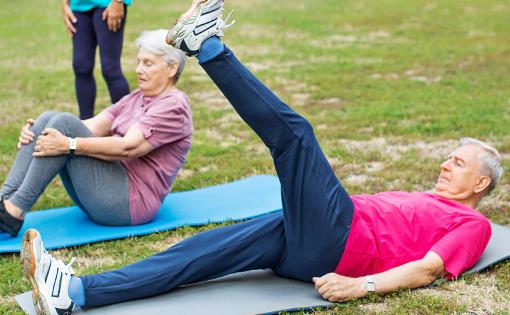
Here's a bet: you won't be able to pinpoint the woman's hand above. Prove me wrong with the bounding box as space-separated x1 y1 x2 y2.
102 1 125 32
33 128 69 157
313 273 367 302
17 118 35 150
61 0 77 35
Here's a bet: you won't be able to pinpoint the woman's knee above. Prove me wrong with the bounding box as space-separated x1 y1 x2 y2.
35 111 60 125
46 113 83 135
72 57 94 76
100 63 123 82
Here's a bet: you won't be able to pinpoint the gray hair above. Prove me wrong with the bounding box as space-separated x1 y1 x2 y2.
135 29 187 82
459 137 503 194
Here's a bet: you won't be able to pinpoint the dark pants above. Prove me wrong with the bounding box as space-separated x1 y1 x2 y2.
72 7 130 119
80 46 354 308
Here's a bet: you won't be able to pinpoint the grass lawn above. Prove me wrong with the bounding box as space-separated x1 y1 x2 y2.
1 0 509 313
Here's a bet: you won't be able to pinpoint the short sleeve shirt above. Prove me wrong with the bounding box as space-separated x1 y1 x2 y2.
102 88 193 224
71 0 133 11
335 192 491 279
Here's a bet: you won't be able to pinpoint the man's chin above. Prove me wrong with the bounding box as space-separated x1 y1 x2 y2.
434 183 447 193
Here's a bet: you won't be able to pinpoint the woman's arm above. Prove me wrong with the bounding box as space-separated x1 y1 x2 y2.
313 251 445 302
75 125 154 160
33 124 154 161
60 0 77 34
82 114 114 137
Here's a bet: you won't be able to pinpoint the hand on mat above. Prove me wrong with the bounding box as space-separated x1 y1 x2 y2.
61 0 77 35
33 128 69 157
17 118 35 150
313 273 366 302
102 1 125 32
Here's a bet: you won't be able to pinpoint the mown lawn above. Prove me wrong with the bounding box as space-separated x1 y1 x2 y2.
1 0 509 313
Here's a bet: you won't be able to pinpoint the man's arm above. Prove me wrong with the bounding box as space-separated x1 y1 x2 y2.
313 251 445 302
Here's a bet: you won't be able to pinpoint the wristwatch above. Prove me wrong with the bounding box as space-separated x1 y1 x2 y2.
68 137 77 156
364 275 376 293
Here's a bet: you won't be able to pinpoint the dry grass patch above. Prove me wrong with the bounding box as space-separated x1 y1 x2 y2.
336 138 458 161
422 275 510 313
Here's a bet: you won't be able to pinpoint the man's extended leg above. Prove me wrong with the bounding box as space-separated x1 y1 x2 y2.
79 212 284 307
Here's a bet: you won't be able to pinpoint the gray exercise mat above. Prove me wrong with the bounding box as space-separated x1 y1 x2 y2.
466 223 510 273
16 223 510 314
16 270 331 315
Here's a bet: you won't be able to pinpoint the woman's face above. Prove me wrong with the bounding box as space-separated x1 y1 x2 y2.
136 49 178 96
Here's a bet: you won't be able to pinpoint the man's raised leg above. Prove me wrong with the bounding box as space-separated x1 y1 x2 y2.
167 0 354 280
199 42 354 280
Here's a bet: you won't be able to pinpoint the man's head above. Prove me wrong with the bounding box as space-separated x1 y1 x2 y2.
434 137 503 208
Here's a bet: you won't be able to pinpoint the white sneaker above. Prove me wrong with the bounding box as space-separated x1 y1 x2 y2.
166 0 235 56
20 229 75 315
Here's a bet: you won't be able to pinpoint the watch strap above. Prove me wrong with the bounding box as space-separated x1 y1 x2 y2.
68 137 77 156
364 275 376 293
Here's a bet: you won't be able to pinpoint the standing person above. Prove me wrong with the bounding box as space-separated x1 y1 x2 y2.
61 0 132 119
20 1 501 314
0 30 191 237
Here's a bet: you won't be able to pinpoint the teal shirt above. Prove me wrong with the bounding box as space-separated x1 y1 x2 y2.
71 0 132 12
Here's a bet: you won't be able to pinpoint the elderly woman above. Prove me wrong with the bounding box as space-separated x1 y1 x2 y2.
0 29 192 237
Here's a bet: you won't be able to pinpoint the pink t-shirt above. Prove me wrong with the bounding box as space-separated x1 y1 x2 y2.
102 88 193 225
335 192 491 279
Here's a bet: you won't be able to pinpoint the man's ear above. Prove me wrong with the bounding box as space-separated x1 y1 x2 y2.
474 175 491 194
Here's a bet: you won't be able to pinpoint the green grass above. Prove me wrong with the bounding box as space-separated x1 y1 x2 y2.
1 0 510 313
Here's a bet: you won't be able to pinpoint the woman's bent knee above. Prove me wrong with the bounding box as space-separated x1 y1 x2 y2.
36 111 60 125
46 113 83 134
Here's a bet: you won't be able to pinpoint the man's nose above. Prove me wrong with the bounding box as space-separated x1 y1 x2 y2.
440 160 450 171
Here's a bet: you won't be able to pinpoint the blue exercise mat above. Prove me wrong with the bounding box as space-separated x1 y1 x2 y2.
0 175 282 253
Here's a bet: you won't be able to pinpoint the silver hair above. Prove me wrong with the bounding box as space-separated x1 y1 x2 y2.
459 137 503 194
135 29 187 82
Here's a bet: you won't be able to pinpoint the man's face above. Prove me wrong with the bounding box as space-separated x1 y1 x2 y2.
435 145 486 201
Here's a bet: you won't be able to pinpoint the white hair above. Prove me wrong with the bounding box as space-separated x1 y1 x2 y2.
135 29 187 82
460 137 503 194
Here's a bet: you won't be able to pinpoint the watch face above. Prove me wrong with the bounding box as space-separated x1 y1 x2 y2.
367 283 376 292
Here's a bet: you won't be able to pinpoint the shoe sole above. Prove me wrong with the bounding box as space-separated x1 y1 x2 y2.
166 0 208 45
21 229 52 315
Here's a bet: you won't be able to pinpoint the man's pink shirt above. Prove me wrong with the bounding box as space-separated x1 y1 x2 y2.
336 192 491 279
102 88 193 225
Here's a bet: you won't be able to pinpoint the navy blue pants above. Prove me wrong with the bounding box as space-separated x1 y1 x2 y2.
72 7 130 119
80 46 354 308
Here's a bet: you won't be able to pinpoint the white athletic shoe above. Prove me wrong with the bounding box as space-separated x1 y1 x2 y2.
20 229 75 315
166 0 235 56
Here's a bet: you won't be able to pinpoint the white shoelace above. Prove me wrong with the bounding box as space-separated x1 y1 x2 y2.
219 10 236 30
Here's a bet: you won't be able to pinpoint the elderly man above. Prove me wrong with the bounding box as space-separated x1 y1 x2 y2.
20 1 502 314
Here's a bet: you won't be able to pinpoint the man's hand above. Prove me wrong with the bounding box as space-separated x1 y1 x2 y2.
33 128 69 157
17 118 35 150
313 273 367 302
102 1 125 32
61 0 77 35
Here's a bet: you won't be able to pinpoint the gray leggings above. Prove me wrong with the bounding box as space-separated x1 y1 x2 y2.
0 111 131 225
